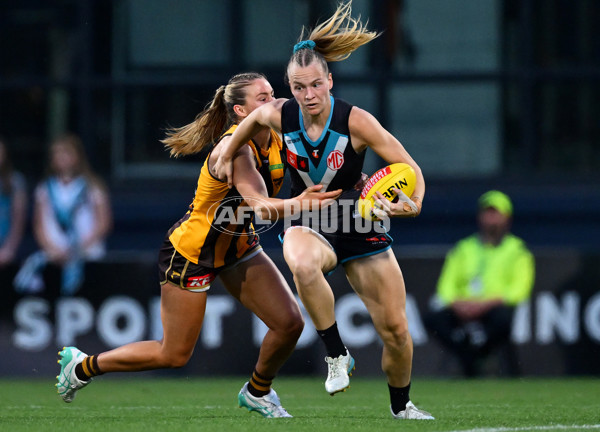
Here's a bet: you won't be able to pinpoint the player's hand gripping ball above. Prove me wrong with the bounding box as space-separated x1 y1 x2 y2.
357 163 416 221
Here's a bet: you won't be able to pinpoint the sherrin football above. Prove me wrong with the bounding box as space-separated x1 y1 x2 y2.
357 163 416 220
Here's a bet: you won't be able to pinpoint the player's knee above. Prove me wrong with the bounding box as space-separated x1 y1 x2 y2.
380 320 411 350
278 308 305 339
264 307 304 342
290 258 320 286
287 312 305 340
161 350 193 368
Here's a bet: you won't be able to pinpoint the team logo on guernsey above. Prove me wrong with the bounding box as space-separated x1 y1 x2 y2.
326 150 344 171
286 149 310 172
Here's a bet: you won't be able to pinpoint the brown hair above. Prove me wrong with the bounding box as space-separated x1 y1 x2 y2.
47 133 107 191
287 1 379 80
162 72 268 157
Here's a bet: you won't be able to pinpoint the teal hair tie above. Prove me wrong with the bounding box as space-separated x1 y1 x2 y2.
293 40 316 53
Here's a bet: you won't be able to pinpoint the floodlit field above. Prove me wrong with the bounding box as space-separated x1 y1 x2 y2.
1 376 599 432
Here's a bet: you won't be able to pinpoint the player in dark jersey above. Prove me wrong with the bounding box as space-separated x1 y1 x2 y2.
216 2 434 421
55 73 340 418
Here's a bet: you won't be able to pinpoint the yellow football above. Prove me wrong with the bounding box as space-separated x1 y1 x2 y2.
357 163 416 220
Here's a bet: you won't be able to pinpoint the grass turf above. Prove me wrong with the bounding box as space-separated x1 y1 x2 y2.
1 376 599 432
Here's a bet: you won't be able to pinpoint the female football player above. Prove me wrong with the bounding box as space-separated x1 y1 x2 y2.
215 2 433 420
56 72 340 418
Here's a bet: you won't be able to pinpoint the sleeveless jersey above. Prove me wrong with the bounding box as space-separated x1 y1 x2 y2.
281 96 365 197
168 125 285 267
0 172 25 243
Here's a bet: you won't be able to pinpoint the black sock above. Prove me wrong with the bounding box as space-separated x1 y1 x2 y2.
317 322 346 358
389 382 411 415
75 355 103 382
247 369 273 397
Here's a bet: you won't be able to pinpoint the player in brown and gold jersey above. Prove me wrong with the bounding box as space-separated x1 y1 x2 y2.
56 73 340 418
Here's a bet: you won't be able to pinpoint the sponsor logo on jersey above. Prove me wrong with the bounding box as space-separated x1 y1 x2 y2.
326 150 344 171
186 273 215 288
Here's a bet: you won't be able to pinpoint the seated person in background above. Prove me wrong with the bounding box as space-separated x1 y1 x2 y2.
0 137 27 267
14 133 112 295
424 190 535 377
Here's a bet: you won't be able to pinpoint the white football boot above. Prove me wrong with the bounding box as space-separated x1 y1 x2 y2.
56 346 91 403
324 349 355 395
238 382 292 418
390 401 435 420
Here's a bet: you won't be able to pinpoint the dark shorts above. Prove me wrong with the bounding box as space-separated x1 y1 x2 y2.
158 238 262 292
278 189 393 268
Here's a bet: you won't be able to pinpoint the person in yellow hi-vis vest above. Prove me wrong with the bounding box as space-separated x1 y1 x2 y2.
425 190 535 377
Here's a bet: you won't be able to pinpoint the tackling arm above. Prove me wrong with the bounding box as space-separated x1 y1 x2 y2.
232 146 340 220
216 98 286 187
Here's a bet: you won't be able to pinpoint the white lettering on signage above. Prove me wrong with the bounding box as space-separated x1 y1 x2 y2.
9 291 599 352
253 296 317 349
584 292 600 343
56 298 95 347
337 295 376 347
97 297 146 347
149 297 162 341
406 295 428 345
512 301 532 343
201 296 235 348
13 298 52 351
536 291 580 344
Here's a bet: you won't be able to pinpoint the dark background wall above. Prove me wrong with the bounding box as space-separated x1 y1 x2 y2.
1 0 599 258
2 247 599 377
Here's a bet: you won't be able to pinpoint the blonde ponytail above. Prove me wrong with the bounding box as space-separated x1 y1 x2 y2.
162 72 268 157
289 1 379 76
162 86 228 157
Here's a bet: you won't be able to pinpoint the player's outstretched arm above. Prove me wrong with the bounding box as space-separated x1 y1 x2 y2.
214 98 286 187
233 146 340 220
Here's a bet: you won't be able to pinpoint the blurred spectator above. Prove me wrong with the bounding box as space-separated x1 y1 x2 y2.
14 133 112 295
424 190 535 377
0 137 27 266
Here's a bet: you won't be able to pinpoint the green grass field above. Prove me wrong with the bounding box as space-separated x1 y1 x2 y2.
1 376 599 432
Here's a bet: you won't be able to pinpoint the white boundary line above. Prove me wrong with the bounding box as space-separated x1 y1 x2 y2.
449 425 600 432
